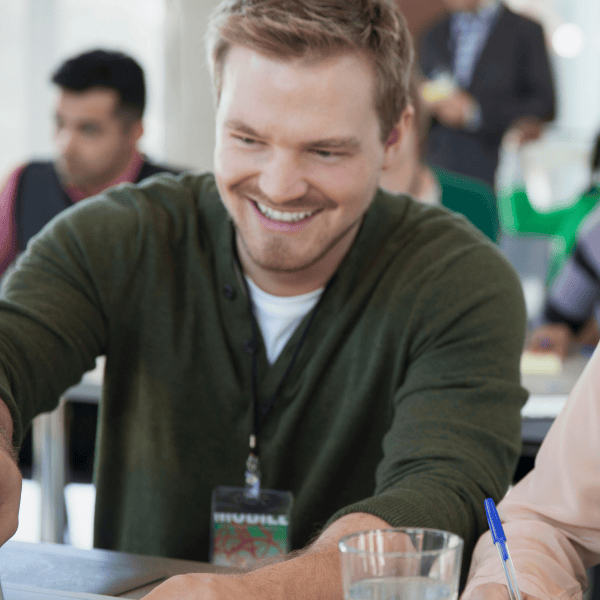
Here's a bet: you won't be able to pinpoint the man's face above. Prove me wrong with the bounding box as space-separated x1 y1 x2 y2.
54 87 141 192
214 46 399 293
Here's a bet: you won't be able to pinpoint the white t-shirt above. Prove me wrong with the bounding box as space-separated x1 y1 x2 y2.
245 277 324 365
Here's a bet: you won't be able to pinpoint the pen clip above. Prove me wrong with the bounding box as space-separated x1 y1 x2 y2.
484 498 506 545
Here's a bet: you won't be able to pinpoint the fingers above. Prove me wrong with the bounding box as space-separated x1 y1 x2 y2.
0 449 22 545
464 582 541 600
527 323 572 359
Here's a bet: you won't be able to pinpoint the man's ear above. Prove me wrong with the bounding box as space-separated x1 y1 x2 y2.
382 104 414 170
124 119 144 149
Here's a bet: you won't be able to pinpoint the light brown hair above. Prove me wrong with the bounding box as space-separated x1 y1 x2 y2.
206 0 414 142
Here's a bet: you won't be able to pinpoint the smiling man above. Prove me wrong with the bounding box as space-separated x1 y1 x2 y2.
0 1 527 599
0 49 180 276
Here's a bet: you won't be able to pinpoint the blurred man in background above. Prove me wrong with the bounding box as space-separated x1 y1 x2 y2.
418 0 555 186
380 74 499 242
527 204 600 358
0 48 181 276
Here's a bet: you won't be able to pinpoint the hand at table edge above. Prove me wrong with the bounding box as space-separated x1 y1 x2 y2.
0 397 21 545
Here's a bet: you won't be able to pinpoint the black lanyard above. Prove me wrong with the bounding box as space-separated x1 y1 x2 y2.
241 273 336 498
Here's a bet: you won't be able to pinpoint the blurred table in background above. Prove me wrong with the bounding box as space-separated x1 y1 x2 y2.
520 353 588 456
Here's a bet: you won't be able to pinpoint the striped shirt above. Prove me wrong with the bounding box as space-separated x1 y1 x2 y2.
450 1 502 88
545 204 600 332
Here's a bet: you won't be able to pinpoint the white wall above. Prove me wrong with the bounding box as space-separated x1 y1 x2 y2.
163 0 221 172
0 0 167 181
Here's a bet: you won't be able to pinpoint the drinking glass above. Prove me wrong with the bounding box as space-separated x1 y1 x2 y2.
339 528 464 600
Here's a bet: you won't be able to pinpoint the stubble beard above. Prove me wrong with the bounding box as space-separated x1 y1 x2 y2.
234 214 364 275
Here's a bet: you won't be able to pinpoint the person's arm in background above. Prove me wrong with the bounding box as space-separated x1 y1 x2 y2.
528 220 600 357
461 344 600 600
423 18 555 139
0 167 24 276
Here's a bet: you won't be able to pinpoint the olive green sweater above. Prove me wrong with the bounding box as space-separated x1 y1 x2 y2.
0 172 527 578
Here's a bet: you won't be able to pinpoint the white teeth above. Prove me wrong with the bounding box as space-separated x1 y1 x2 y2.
255 201 316 222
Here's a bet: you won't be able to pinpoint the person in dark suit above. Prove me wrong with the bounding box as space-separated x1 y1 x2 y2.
418 0 556 186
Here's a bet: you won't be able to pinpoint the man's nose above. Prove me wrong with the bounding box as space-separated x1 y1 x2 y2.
258 150 308 203
55 130 76 156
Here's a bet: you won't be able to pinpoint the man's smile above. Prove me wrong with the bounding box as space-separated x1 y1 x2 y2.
253 200 320 223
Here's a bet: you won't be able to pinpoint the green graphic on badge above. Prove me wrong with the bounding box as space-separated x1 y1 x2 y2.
211 486 294 568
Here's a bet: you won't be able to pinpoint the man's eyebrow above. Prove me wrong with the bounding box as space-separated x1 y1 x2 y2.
224 120 262 137
225 120 360 150
303 137 361 151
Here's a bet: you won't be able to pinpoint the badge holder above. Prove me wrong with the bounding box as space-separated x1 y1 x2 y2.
211 447 294 568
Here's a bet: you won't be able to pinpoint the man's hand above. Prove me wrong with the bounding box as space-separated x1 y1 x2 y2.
427 90 479 129
465 582 541 600
0 399 21 545
141 573 261 600
141 512 390 600
0 448 21 544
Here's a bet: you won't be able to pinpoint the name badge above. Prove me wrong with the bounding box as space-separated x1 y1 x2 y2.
210 485 294 568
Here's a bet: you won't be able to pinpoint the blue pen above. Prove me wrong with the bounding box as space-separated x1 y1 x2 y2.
484 498 523 600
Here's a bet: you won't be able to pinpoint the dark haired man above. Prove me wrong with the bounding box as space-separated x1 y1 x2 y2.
0 48 180 275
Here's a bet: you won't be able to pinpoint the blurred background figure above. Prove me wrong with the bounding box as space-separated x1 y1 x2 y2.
527 205 600 358
496 129 600 285
0 48 181 277
380 75 499 242
417 0 556 187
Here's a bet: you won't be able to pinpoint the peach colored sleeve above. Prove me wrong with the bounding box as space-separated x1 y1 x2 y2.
462 345 600 600
0 166 24 275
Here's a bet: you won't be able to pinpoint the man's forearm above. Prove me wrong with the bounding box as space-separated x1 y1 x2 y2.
0 397 15 461
253 512 390 600
143 512 390 599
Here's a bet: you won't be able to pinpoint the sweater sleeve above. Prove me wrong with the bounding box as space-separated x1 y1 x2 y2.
462 344 600 600
0 190 141 446
327 238 528 585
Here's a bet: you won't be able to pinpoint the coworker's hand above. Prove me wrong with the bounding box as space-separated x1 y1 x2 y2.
527 323 573 359
428 90 478 129
465 582 541 600
0 444 22 545
505 117 544 146
141 572 265 600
